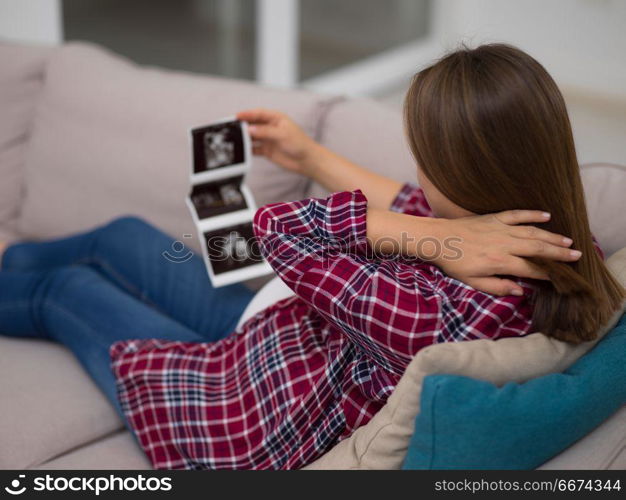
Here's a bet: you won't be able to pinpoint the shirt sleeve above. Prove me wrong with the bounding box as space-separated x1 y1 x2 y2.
389 183 434 217
253 189 448 375
592 235 605 260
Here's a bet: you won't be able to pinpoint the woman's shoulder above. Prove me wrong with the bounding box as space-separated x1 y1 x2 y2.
389 183 434 217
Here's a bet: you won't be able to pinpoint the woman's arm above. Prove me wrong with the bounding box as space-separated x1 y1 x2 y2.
237 108 402 210
299 144 403 210
253 190 453 374
366 207 580 296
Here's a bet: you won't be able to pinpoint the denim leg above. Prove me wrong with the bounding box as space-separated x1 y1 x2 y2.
0 265 206 420
2 217 255 342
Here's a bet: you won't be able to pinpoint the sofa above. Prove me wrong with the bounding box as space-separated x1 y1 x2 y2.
1 41 625 470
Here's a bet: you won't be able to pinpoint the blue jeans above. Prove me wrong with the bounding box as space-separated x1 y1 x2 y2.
0 217 254 420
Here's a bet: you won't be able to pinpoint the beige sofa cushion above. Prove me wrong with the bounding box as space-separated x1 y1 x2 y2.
305 247 626 469
16 42 326 249
0 337 123 469
0 43 52 241
34 431 151 470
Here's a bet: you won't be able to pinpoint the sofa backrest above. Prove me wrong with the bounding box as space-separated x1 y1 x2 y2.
8 42 328 251
0 43 51 241
580 163 626 257
1 41 625 257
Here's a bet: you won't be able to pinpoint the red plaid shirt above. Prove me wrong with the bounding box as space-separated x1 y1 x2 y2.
110 184 534 469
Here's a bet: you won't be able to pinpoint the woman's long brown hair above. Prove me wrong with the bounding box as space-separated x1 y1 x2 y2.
404 43 624 343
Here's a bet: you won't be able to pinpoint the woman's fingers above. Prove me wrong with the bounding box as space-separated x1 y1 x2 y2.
510 224 573 247
513 239 582 261
495 210 551 225
248 124 281 141
236 108 280 124
500 257 550 280
466 277 525 297
495 210 577 259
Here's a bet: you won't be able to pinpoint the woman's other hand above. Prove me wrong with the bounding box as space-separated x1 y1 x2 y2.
434 210 580 296
236 108 319 174
367 208 580 297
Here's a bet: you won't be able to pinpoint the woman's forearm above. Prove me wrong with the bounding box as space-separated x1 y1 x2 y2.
239 108 405 209
302 144 404 210
366 208 443 259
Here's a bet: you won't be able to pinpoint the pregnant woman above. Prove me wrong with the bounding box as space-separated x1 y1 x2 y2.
0 44 623 469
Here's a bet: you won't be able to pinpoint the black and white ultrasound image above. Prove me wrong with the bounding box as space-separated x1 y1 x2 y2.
192 120 245 173
204 222 264 275
190 175 247 219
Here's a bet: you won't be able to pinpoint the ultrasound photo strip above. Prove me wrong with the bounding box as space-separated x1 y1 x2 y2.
187 117 272 287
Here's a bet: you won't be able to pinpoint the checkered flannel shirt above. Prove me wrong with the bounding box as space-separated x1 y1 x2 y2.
110 184 534 469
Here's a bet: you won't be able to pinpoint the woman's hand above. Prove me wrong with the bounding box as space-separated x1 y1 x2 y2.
236 108 319 174
367 208 580 296
433 210 580 296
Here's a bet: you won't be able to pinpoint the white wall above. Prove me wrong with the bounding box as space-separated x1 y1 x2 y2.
0 0 62 45
435 0 626 103
378 0 626 165
427 0 626 165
